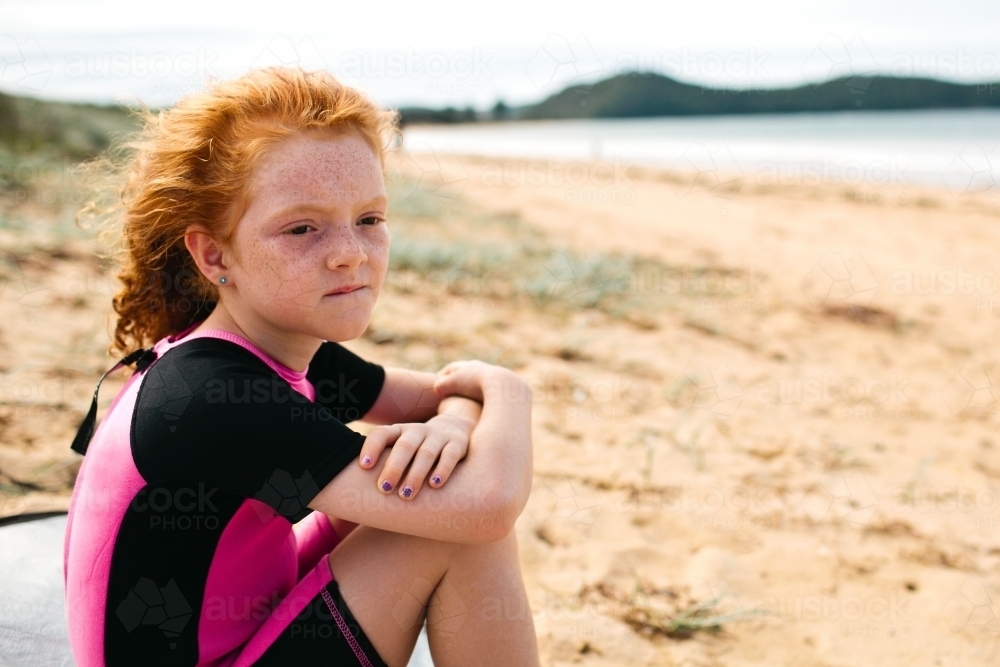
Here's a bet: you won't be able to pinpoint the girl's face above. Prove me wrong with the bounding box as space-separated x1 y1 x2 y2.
222 131 389 343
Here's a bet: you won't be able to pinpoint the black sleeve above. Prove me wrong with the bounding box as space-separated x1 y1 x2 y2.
132 339 367 523
306 341 386 423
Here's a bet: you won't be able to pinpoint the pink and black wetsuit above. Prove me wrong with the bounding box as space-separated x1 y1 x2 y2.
63 325 389 666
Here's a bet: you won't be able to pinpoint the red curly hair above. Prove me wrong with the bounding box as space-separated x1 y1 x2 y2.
90 67 399 357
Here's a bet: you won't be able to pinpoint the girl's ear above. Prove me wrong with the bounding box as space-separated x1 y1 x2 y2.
184 225 230 284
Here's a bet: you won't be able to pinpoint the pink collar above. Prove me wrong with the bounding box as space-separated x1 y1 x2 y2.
154 324 315 402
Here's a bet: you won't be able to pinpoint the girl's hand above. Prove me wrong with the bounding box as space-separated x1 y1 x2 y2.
358 413 476 500
433 359 510 402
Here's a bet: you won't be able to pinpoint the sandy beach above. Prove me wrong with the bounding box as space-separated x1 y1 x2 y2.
2 148 999 666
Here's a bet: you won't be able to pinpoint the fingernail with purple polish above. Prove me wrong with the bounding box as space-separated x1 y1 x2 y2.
362 455 372 466
431 476 442 485
380 480 392 492
401 486 413 498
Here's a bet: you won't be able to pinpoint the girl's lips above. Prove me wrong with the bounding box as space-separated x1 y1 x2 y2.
324 284 365 296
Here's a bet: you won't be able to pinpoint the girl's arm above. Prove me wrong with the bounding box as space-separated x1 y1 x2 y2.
359 367 441 425
309 363 533 544
326 394 482 539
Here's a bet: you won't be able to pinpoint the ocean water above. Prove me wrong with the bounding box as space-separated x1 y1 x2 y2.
400 109 1000 192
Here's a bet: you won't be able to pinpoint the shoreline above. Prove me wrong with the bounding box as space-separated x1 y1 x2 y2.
388 149 1000 220
397 109 1000 193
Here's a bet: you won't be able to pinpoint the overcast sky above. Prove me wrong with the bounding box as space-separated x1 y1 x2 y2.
2 0 998 108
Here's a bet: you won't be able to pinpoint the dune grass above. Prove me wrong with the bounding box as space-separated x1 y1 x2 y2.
386 174 760 328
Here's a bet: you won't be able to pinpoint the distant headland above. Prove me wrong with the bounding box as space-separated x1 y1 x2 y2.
396 71 1000 125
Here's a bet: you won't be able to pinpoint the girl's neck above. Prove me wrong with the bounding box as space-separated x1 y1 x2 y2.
192 303 322 373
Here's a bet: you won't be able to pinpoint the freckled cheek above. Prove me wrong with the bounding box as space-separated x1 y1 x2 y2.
365 237 390 288
241 243 319 295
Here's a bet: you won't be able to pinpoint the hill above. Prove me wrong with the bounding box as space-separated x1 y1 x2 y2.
0 92 136 210
0 91 135 160
520 72 1000 119
397 73 1000 124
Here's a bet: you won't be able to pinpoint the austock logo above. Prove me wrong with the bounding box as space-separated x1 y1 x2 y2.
789 472 880 528
252 34 327 71
130 483 221 531
393 577 468 645
524 252 613 309
525 35 603 103
252 469 320 523
140 355 195 432
389 369 442 415
942 144 999 198
942 362 1000 417
801 251 879 307
801 35 878 105
0 251 53 309
386 144 469 202
525 470 604 546
115 577 193 649
669 359 744 419
670 143 744 207
0 34 51 91
942 578 1000 659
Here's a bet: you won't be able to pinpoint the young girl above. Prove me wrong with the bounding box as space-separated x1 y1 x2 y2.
64 67 539 667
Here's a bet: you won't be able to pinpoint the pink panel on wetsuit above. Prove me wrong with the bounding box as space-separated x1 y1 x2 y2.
63 372 148 667
294 509 342 580
196 500 299 666
231 554 335 667
197 505 342 666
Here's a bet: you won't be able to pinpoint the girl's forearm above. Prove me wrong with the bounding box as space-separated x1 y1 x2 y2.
464 372 534 520
327 396 482 537
435 387 527 516
436 394 482 425
361 368 440 424
310 372 533 543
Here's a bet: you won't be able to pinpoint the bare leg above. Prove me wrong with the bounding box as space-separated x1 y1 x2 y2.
327 525 540 667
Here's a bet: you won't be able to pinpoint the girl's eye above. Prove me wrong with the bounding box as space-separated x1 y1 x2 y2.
289 224 311 235
359 216 384 226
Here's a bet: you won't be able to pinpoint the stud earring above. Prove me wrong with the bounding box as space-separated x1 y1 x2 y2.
219 276 227 284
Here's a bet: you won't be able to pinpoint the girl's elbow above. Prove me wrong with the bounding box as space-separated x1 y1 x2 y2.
443 483 516 544
476 481 528 543
439 508 512 545
469 510 516 543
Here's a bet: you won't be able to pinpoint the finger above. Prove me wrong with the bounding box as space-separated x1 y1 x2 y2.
397 436 448 500
376 430 424 494
434 371 483 402
428 440 467 488
432 376 451 397
433 370 466 395
433 366 456 390
359 425 400 469
438 360 470 375
434 361 473 386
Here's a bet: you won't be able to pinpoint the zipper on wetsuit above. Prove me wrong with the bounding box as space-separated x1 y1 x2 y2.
70 347 158 456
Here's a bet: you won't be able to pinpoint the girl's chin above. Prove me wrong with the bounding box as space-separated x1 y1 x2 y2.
311 312 371 341
263 301 373 341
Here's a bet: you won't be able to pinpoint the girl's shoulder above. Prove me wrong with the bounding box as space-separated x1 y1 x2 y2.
126 337 368 521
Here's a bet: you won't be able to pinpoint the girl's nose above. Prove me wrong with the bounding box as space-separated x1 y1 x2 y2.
326 230 368 270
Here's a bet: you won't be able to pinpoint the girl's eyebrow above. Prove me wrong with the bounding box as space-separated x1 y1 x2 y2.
356 195 389 209
269 195 388 220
